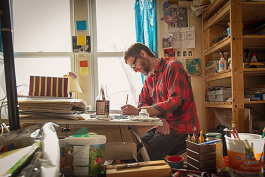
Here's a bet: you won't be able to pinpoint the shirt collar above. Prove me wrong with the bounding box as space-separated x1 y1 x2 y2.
151 57 166 76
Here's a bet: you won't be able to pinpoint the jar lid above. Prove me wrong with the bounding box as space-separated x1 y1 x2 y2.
205 132 222 138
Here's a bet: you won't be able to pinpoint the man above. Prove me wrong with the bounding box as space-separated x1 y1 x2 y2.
121 43 200 161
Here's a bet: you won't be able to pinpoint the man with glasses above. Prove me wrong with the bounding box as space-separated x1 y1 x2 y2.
121 43 200 161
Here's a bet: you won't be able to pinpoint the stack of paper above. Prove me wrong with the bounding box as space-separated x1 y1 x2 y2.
18 96 87 119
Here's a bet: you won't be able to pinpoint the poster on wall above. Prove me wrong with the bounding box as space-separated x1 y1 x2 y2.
176 49 193 58
169 27 195 49
162 34 173 48
185 58 201 76
170 7 188 28
72 36 91 53
163 48 175 61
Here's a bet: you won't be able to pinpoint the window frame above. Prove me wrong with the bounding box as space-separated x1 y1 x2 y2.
89 0 137 111
12 0 76 93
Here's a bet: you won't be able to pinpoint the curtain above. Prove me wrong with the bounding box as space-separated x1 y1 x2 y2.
135 0 157 84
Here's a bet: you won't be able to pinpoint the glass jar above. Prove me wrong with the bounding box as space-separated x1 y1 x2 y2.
205 132 223 170
139 108 149 119
96 85 110 116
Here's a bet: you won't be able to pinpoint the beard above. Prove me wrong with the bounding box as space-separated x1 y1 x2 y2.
140 58 150 76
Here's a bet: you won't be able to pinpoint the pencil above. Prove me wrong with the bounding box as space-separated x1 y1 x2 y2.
126 94 128 105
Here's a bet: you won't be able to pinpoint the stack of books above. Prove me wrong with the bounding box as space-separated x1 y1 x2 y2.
18 96 87 119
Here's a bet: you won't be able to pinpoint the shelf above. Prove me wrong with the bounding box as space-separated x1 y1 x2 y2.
203 0 264 133
203 1 230 31
205 101 232 108
205 69 232 82
243 35 265 49
245 101 265 104
243 68 265 76
203 0 229 20
204 100 265 119
242 2 265 26
204 36 231 56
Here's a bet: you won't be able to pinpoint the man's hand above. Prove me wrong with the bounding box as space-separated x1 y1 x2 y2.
121 104 139 115
157 119 170 135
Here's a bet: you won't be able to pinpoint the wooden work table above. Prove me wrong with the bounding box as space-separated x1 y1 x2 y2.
1 115 163 161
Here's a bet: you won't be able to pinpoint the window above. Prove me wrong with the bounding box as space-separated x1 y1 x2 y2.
12 0 72 95
92 0 142 111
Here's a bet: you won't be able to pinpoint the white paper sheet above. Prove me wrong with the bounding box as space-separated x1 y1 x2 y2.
169 27 195 49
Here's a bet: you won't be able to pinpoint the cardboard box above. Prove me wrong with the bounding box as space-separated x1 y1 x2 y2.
106 160 171 177
206 60 218 74
104 142 137 161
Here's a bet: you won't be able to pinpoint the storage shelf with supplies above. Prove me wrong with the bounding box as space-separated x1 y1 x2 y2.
202 0 265 132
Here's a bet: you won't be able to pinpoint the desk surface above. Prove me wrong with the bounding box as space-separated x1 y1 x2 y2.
1 117 163 126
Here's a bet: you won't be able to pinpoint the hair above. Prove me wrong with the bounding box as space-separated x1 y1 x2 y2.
124 43 155 63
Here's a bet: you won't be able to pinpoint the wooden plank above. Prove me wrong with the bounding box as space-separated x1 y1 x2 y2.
0 118 163 126
230 0 245 133
243 35 265 49
205 102 233 108
245 101 265 104
204 36 231 56
205 107 214 133
243 68 265 76
203 0 229 20
205 69 232 82
242 2 265 26
203 1 230 31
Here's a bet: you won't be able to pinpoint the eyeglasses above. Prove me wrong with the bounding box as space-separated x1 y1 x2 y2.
131 57 138 70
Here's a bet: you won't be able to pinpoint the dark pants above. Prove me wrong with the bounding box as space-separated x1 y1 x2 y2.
137 128 188 162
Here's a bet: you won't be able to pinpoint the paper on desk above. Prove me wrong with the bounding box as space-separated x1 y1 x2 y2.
18 97 87 118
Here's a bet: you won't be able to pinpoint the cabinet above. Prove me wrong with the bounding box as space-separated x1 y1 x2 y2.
202 0 265 132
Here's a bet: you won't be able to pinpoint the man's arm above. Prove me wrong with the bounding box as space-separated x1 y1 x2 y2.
140 106 162 117
120 104 162 116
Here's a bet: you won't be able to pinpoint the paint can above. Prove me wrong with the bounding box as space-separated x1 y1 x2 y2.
225 133 264 177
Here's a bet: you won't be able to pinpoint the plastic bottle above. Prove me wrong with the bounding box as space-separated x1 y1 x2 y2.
227 22 230 36
205 132 223 172
139 108 149 119
251 53 257 63
218 54 226 72
96 85 110 116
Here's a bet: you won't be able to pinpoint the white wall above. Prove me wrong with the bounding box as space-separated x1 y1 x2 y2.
156 1 205 132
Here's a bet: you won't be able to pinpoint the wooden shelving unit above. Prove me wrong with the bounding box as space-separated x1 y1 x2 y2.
202 0 265 132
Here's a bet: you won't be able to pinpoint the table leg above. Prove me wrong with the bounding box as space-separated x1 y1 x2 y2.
128 125 150 161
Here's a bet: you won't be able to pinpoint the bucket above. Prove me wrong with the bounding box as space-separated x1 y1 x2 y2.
68 133 106 176
225 133 264 177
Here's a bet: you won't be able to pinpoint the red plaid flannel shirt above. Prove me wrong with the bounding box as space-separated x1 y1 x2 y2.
139 58 200 134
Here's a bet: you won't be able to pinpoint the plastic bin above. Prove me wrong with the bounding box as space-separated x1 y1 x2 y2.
68 133 106 176
208 88 232 102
